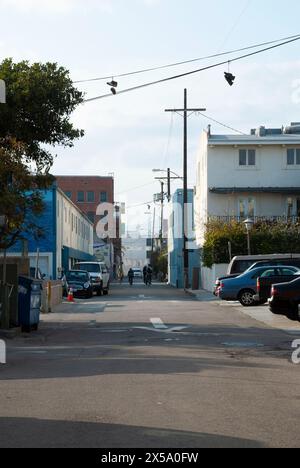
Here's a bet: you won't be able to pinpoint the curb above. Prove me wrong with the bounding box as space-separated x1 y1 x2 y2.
0 327 22 339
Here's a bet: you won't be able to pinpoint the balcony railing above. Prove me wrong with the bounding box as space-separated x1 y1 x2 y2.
208 216 300 224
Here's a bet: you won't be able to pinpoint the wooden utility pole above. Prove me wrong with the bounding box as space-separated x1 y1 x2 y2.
165 89 206 290
160 181 164 246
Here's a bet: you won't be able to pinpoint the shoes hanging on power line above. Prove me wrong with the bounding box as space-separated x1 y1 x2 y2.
224 72 236 86
107 79 118 95
224 61 236 86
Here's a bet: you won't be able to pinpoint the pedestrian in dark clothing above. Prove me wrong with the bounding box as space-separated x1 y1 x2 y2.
128 268 134 286
143 265 148 284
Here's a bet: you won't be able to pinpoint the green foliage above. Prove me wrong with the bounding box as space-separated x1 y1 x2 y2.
202 220 300 268
0 59 84 249
151 249 168 277
0 138 54 249
0 58 84 172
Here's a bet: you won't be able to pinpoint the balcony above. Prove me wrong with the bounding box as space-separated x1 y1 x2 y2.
207 216 300 224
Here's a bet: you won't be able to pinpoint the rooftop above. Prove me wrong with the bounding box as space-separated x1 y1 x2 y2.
207 122 300 145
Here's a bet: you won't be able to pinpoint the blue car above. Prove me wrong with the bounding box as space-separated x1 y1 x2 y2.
218 265 299 307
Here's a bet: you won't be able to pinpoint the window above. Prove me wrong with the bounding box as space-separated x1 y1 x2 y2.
239 149 256 167
65 191 72 199
248 150 256 166
77 191 84 202
238 198 255 219
287 198 294 218
87 191 95 203
281 268 297 276
100 191 108 202
287 149 300 166
261 269 277 278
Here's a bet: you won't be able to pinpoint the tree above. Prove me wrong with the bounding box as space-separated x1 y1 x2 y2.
0 138 54 250
0 58 84 172
0 59 84 249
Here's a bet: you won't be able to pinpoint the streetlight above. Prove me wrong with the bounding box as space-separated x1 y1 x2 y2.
243 218 254 255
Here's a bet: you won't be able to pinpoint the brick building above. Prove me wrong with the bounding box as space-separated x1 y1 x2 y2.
56 176 122 268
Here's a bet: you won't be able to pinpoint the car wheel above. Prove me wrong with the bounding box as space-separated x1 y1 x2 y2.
238 290 256 307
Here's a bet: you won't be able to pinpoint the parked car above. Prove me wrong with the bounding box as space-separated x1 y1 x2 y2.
218 266 299 307
254 269 300 304
64 270 93 299
269 275 300 320
74 262 110 296
214 255 300 296
132 268 143 278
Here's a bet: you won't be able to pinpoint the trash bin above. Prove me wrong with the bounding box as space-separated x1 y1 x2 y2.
18 277 43 332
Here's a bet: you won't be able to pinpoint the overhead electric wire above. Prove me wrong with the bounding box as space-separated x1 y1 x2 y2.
84 35 300 103
197 112 247 135
217 0 253 52
116 181 156 195
126 200 154 210
76 33 300 85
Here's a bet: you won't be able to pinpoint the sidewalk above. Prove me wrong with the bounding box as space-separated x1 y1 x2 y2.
186 288 217 302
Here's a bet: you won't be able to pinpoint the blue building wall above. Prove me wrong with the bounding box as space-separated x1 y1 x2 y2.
9 187 57 278
168 189 200 289
8 185 94 279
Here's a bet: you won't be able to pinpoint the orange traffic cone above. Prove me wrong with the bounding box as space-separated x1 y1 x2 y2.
67 288 75 303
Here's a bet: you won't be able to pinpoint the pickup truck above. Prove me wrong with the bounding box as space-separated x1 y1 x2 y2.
254 269 300 304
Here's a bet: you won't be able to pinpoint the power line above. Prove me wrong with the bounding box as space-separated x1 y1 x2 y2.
126 200 154 210
84 35 300 103
116 181 156 195
197 112 247 135
75 33 300 85
217 0 253 52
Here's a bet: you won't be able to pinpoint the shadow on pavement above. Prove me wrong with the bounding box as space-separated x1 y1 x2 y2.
0 322 289 381
0 417 265 448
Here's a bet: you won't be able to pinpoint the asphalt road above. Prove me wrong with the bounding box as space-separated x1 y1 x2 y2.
0 281 300 448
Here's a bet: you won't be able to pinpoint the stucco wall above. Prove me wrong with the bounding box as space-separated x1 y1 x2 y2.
201 264 228 292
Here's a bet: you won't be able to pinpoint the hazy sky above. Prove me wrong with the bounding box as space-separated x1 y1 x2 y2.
1 0 300 232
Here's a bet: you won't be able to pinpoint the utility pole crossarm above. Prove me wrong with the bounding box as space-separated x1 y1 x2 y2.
165 108 206 113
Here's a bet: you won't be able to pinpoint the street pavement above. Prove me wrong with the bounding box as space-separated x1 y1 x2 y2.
0 281 300 448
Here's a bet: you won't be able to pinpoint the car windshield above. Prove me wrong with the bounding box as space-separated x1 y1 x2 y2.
75 264 100 273
66 271 89 282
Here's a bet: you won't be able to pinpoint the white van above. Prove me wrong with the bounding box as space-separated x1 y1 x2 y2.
74 262 110 296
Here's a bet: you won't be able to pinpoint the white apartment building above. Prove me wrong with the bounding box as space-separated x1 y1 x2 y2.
195 122 300 246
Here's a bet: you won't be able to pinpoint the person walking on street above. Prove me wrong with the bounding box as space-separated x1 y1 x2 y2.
146 264 153 286
143 265 148 285
128 268 134 286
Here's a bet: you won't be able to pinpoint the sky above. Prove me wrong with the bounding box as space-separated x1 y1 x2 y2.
1 0 300 233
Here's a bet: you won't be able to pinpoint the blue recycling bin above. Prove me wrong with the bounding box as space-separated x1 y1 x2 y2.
18 276 43 332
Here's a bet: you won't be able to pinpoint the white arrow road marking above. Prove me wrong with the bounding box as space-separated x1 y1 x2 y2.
151 318 168 329
134 318 188 334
